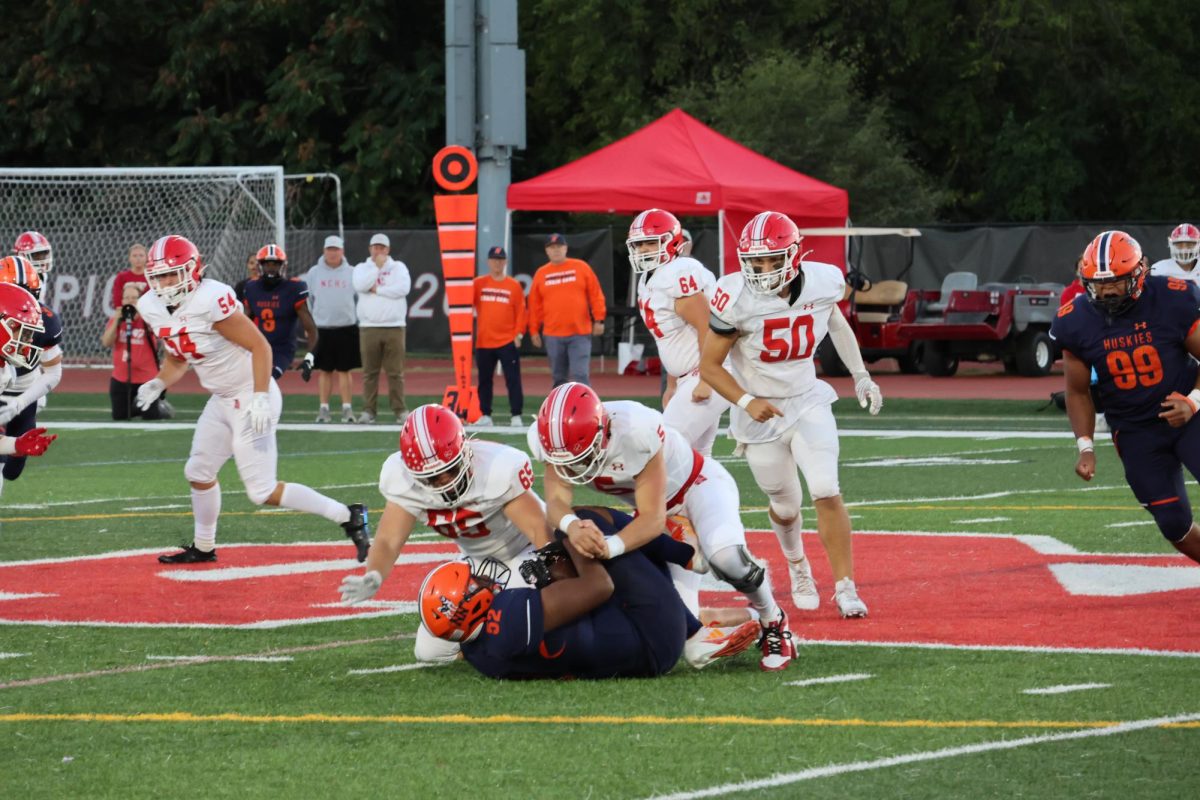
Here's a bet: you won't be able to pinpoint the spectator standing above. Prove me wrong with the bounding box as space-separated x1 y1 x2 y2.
352 233 411 424
472 246 526 427
234 252 261 304
101 282 172 420
110 242 149 310
305 235 360 423
527 233 607 387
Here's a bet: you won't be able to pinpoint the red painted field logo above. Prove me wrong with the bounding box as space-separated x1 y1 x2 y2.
1 533 1197 653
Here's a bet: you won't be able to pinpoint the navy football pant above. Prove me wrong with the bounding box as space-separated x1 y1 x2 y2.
0 398 38 481
1113 416 1200 541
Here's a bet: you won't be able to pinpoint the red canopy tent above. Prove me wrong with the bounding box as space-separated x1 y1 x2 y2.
506 108 849 272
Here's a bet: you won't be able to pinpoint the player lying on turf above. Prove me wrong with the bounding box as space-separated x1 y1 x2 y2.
417 507 760 679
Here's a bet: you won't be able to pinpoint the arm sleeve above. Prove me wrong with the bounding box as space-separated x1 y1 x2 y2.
351 262 379 293
513 283 528 336
293 280 310 310
527 275 544 333
587 264 607 321
375 261 411 299
9 360 62 412
826 305 868 376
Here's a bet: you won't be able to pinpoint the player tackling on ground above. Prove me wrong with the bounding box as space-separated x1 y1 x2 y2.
135 235 370 564
701 211 882 617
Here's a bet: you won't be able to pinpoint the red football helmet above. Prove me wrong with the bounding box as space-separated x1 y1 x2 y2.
1168 223 1200 266
146 235 204 306
0 255 42 296
1079 230 1147 316
399 404 474 503
737 211 809 294
0 283 45 369
536 382 610 485
418 557 510 642
13 231 52 278
626 209 684 273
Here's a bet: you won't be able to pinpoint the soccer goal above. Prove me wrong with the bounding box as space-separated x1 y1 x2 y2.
0 166 285 363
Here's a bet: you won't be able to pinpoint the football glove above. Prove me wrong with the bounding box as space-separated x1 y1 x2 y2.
300 352 314 382
136 378 166 411
339 570 382 605
248 391 272 435
13 427 56 456
852 371 883 416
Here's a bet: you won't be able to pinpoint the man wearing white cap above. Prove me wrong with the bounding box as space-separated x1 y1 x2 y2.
305 235 360 423
353 233 411 424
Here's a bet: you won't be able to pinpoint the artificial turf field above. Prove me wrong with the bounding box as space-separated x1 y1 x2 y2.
1 392 1197 799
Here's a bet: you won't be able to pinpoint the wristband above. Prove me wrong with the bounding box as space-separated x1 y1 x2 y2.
558 513 581 533
736 393 755 410
1076 436 1094 454
605 536 626 559
1187 389 1200 413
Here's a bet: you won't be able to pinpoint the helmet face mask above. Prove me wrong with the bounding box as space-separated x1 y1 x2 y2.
536 383 610 485
146 236 203 307
255 244 288 288
0 284 45 370
1169 223 1200 267
545 426 609 485
1080 230 1147 317
738 211 807 295
626 209 683 274
399 404 475 505
13 231 52 279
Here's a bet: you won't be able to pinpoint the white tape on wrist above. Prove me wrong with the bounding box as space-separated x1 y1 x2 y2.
1187 389 1200 413
605 536 626 559
736 393 754 410
558 513 581 533
1076 436 1094 454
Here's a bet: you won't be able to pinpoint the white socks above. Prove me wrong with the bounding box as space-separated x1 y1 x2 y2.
191 484 221 552
279 483 350 524
770 507 806 563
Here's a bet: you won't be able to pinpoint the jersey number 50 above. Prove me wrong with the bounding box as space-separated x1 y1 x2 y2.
761 315 814 362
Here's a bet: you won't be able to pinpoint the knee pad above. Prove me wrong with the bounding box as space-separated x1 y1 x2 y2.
1145 498 1193 542
767 489 804 524
708 546 765 593
184 456 216 486
243 475 278 506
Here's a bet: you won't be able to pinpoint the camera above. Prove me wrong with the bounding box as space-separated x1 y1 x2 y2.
120 304 137 321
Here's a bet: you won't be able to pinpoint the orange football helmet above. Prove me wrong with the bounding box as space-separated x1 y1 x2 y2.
418 557 510 642
0 255 41 296
1079 230 1147 316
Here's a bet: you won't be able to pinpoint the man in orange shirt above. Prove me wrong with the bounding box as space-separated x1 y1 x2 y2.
527 233 607 387
473 246 527 427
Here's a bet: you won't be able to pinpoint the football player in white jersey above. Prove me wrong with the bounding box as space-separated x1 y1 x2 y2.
531 382 796 671
13 231 53 302
1149 223 1200 282
134 235 370 564
700 211 882 619
628 209 731 457
338 403 553 662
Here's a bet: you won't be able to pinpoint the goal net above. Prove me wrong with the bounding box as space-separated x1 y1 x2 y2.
0 167 285 364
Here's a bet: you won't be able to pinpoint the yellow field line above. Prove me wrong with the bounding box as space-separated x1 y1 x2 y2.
2 711 1193 729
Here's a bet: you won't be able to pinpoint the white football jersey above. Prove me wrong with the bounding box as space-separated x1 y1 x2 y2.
137 279 250 399
379 440 539 561
637 256 717 376
1150 258 1200 283
710 262 844 442
527 400 701 513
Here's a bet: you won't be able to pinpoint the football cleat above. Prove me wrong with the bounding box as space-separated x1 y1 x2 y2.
342 503 371 562
758 611 796 671
684 620 760 669
788 557 819 610
158 544 217 564
341 406 356 423
833 578 869 618
666 515 708 574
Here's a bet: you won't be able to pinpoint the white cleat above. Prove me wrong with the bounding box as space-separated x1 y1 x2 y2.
833 578 868 618
683 620 760 669
788 557 820 611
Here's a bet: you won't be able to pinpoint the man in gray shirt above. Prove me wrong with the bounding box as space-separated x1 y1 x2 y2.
305 235 360 423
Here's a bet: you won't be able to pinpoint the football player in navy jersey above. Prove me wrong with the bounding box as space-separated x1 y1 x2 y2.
0 263 63 498
242 244 318 381
418 508 760 680
1051 230 1200 564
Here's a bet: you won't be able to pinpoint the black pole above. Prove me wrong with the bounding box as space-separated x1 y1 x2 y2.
125 314 134 420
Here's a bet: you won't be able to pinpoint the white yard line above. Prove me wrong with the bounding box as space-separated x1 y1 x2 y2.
0 652 30 659
1105 521 1156 528
952 517 1011 524
146 655 294 663
346 663 443 675
784 673 874 688
1023 683 1111 695
642 711 1200 800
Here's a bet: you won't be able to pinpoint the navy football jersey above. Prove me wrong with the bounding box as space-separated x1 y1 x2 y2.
1051 276 1200 426
242 277 308 349
15 303 64 378
462 585 651 680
